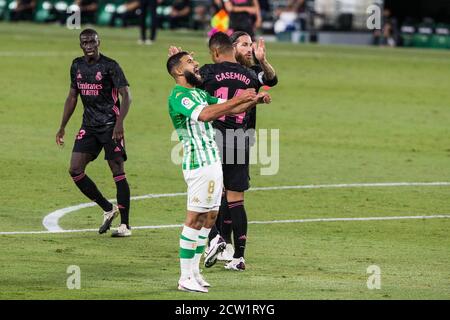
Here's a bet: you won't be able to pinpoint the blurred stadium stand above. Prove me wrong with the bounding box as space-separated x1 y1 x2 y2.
1 0 450 49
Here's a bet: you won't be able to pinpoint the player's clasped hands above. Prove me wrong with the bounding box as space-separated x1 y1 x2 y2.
238 89 271 105
239 88 257 103
257 91 272 104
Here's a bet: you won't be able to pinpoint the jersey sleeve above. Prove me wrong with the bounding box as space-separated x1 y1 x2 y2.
170 92 206 122
70 61 78 90
110 62 130 89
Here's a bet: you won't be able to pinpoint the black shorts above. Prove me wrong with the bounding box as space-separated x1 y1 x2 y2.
72 127 127 161
220 146 250 192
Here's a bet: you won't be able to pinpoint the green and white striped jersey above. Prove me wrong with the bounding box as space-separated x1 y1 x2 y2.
168 85 224 170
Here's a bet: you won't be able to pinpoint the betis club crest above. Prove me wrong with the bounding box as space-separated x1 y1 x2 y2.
95 71 102 81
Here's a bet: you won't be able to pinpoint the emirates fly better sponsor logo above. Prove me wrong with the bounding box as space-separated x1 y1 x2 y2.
77 83 103 96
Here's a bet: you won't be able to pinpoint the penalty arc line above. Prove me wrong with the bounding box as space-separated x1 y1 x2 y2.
41 181 450 232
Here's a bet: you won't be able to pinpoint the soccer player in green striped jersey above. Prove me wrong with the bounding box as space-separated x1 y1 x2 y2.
167 51 271 293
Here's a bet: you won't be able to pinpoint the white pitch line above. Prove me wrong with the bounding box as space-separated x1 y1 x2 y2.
2 214 450 235
41 181 450 232
42 192 187 232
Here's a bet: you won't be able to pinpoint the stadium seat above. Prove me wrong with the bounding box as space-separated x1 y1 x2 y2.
400 24 415 47
413 22 434 48
0 0 12 21
34 0 57 22
157 0 194 29
96 0 118 26
157 0 175 29
430 24 450 49
0 0 8 20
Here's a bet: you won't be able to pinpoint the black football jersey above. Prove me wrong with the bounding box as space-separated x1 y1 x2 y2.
70 54 129 129
199 62 260 132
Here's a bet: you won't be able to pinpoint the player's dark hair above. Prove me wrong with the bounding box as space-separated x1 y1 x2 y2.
79 28 98 39
208 32 233 54
167 51 189 75
230 31 251 44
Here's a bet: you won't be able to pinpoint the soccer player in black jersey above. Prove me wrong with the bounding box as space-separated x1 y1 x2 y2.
198 32 261 271
209 31 278 265
55 29 133 237
203 32 277 271
167 32 275 270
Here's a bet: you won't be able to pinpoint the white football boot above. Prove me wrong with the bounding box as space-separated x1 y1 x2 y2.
193 272 211 288
224 257 246 271
204 235 226 268
218 243 234 261
178 277 208 293
111 224 132 237
98 205 119 234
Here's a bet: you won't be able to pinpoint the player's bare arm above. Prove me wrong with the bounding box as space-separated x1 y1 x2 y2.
254 38 277 81
112 86 132 141
56 87 78 146
198 89 257 122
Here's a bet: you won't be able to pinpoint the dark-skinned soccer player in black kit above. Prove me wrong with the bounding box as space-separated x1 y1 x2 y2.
55 29 133 237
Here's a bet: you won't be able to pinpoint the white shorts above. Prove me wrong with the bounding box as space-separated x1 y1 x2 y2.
183 161 223 213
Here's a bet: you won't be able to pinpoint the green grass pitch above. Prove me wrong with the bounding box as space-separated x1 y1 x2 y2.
0 23 449 299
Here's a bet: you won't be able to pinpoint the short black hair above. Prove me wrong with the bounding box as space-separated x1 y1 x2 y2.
167 51 189 75
208 32 233 54
79 28 98 39
230 31 251 44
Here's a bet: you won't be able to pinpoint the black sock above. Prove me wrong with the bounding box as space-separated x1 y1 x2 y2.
114 173 130 229
208 194 228 242
208 224 219 242
215 208 224 235
221 198 233 244
228 200 247 258
71 172 112 212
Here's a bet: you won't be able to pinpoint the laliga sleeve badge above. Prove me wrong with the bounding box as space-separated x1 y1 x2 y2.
181 97 195 109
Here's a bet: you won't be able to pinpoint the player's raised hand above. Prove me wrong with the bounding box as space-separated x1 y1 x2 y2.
56 128 65 146
168 46 182 57
253 37 266 62
112 122 124 141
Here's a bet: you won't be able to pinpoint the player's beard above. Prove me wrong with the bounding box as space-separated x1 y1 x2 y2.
184 71 203 87
236 52 254 68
